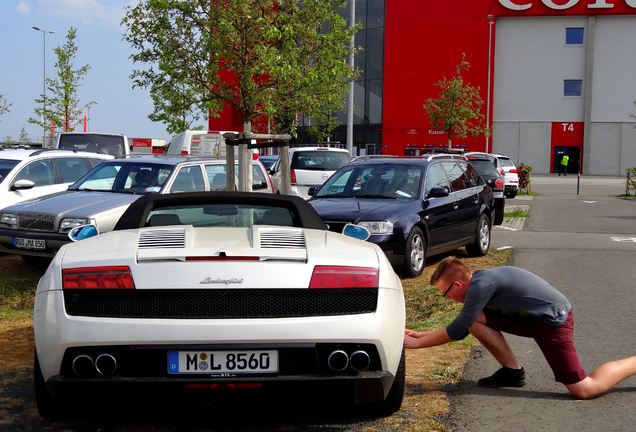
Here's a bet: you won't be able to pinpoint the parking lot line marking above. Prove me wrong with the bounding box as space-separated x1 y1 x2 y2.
610 237 636 243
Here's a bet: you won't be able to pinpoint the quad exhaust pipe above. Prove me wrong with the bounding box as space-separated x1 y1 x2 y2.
327 349 370 372
71 353 118 377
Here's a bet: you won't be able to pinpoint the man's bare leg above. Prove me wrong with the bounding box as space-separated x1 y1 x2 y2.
566 356 636 399
469 314 520 369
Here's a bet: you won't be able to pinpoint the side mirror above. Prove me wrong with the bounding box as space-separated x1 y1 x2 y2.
342 223 371 241
68 224 99 242
426 186 450 199
11 179 36 191
307 186 316 196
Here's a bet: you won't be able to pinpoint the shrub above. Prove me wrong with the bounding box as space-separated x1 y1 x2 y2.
517 163 533 193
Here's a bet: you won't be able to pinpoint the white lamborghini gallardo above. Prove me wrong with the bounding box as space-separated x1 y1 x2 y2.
34 192 405 419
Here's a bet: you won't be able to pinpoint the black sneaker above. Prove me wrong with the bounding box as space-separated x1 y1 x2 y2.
478 367 526 388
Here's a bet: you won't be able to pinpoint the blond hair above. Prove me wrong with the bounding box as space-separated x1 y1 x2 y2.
429 256 471 285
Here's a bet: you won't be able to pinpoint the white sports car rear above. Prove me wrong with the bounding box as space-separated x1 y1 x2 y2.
34 192 405 419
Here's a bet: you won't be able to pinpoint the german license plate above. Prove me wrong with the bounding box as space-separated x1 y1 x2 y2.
13 237 46 250
167 350 278 375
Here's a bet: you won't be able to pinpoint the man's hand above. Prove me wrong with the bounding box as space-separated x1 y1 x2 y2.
403 328 451 349
404 328 424 349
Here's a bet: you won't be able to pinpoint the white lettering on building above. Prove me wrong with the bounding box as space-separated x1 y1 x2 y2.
499 0 636 10
562 123 575 132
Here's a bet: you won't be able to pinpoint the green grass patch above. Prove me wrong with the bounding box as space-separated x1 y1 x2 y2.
517 191 537 196
504 209 529 218
618 194 636 200
0 256 43 320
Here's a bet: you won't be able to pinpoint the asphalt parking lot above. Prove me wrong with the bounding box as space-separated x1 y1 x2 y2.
450 175 636 432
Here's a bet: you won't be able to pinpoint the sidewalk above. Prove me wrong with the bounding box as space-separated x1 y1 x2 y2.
530 174 625 186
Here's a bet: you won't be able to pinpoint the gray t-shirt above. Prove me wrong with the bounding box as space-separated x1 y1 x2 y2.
446 266 572 341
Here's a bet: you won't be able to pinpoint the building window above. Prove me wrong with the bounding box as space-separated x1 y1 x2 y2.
564 79 583 97
565 27 584 45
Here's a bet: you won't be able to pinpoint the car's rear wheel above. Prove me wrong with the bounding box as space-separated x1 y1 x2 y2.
466 214 491 256
367 349 405 417
34 350 61 420
400 227 425 278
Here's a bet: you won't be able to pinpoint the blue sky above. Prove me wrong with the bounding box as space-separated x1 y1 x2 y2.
0 0 172 143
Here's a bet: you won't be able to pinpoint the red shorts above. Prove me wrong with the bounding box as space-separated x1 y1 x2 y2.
483 310 587 385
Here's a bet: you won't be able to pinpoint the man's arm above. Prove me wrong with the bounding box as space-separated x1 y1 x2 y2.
404 328 452 349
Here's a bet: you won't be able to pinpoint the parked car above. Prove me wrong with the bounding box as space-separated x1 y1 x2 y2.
465 154 505 225
0 148 113 210
55 132 130 157
269 147 352 199
33 192 406 419
0 156 273 261
465 152 519 198
309 156 498 277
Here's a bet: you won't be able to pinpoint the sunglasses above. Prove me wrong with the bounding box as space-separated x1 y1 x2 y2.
443 281 455 298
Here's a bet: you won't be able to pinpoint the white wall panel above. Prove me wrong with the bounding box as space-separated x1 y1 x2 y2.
494 17 586 122
589 123 621 175
591 17 636 122
620 124 636 174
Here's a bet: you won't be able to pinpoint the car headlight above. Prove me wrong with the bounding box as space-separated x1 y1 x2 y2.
357 221 394 235
59 218 92 233
0 213 17 229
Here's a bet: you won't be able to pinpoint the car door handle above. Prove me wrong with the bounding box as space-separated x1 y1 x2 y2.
453 204 459 210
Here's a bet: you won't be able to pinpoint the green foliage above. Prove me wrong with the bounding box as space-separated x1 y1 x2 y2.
504 209 529 218
423 52 490 148
0 94 11 119
517 162 533 192
29 27 95 132
626 166 636 196
122 0 358 135
18 127 30 143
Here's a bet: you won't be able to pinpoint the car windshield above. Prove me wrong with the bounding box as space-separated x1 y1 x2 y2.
69 162 174 194
59 134 126 157
145 204 295 228
259 156 278 169
291 151 351 171
0 159 20 184
469 160 499 177
316 164 423 199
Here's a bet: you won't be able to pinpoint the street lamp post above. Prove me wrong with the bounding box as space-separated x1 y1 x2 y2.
32 26 55 147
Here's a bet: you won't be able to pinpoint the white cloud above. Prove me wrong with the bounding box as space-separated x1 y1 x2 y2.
17 1 31 14
38 0 134 31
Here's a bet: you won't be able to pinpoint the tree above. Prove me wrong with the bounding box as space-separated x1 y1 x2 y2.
122 0 357 190
306 107 341 143
0 94 11 119
29 27 95 133
19 127 30 143
424 52 490 149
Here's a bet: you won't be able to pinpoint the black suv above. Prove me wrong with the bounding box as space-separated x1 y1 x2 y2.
309 156 499 277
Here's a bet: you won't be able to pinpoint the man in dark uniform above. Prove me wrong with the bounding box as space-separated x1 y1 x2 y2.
404 257 636 399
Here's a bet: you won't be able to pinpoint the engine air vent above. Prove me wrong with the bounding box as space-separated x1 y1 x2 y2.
259 228 306 249
138 228 186 249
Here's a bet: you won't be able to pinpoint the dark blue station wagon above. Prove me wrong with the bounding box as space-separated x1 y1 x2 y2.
309 157 498 277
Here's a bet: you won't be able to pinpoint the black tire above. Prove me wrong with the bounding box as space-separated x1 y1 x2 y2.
21 255 51 267
494 198 505 226
34 351 61 420
369 349 406 417
466 214 491 256
506 190 518 199
400 226 426 278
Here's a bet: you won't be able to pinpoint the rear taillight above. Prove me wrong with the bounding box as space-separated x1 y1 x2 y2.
62 266 136 289
290 169 297 185
509 168 518 174
309 266 378 289
181 150 189 155
495 178 504 189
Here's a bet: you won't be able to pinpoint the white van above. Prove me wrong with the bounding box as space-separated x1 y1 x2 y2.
55 132 130 157
166 130 231 157
269 146 352 199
